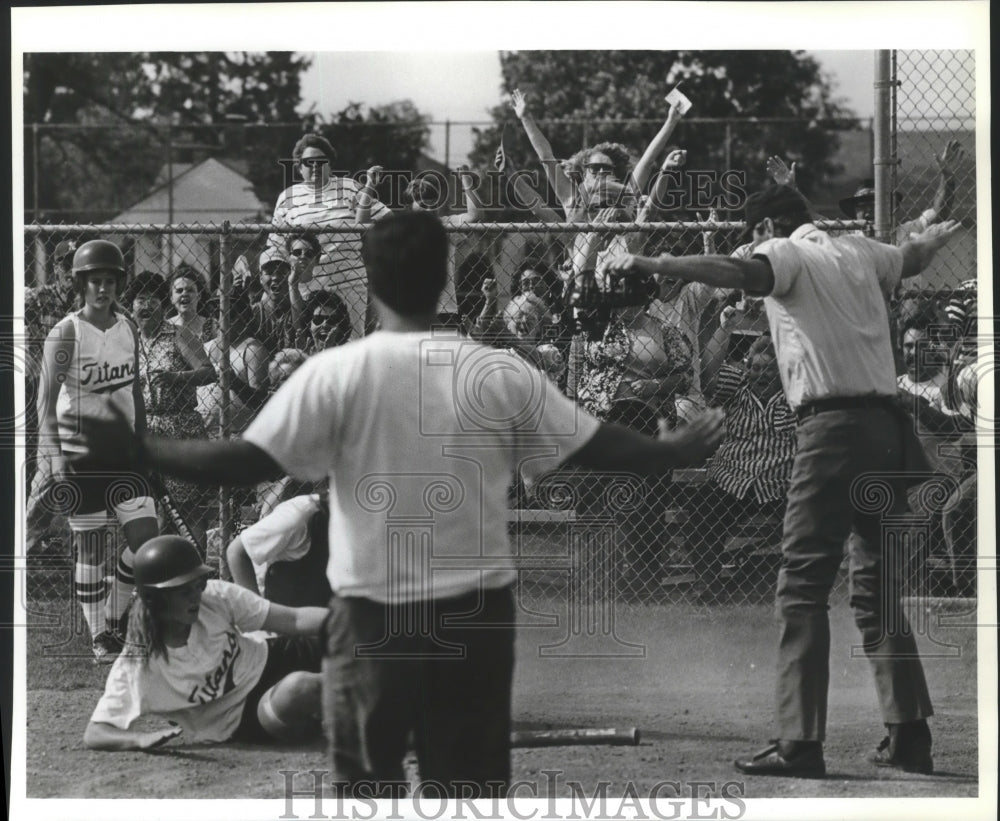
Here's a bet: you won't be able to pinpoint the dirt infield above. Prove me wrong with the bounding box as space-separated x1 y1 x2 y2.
24 593 978 801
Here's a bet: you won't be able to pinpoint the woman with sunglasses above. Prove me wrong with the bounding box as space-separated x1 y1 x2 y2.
268 135 390 340
301 291 352 354
84 535 326 750
510 87 687 221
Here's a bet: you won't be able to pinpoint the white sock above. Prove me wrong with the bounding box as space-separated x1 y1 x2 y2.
74 553 106 639
106 548 135 626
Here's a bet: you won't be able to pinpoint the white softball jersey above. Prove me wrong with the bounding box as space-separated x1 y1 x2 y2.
90 581 270 743
56 312 137 454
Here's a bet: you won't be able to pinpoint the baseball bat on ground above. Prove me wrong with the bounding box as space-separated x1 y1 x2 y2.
511 728 640 748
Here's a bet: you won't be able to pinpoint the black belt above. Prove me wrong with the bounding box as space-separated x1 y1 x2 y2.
795 395 897 422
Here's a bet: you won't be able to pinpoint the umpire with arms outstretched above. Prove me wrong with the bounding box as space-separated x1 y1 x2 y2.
74 211 725 797
605 185 962 777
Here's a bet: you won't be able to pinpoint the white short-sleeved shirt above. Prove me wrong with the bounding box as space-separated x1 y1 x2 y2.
90 581 270 743
753 223 903 411
244 332 600 603
239 494 322 594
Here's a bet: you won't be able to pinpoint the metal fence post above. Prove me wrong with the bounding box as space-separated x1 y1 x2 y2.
444 118 451 169
32 123 40 224
873 50 894 244
217 220 233 580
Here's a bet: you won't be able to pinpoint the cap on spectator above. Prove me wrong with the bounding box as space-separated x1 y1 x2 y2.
838 179 903 218
54 240 78 261
259 246 290 270
743 184 812 241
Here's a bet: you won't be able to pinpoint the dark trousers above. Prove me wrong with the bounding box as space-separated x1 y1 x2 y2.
322 586 515 797
775 408 933 742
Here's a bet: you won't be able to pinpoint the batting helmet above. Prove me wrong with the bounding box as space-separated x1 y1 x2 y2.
133 536 213 589
72 239 126 274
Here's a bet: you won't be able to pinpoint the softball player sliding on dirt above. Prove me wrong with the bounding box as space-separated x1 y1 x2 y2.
84 535 327 750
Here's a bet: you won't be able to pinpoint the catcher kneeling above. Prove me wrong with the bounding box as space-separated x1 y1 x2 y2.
84 536 326 750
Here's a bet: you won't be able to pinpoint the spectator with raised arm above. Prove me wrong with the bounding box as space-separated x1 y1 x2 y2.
398 164 489 317
494 127 562 223
402 165 486 225
603 183 963 777
269 134 390 339
511 87 687 221
469 277 564 385
840 140 965 244
247 247 301 359
198 298 271 438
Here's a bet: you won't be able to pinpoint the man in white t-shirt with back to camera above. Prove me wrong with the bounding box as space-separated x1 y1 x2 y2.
75 211 724 797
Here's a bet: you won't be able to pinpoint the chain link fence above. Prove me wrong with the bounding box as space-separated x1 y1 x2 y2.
891 49 979 599
21 211 977 625
16 50 979 653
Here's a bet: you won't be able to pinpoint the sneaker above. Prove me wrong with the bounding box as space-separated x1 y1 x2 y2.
867 735 934 774
92 630 124 665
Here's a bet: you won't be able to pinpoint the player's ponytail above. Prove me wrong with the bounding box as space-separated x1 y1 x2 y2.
124 588 168 665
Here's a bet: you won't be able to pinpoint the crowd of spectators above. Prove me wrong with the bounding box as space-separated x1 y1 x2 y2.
25 114 979 603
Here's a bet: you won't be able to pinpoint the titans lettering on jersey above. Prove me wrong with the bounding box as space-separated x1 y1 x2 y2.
56 313 139 452
79 359 135 392
188 630 241 705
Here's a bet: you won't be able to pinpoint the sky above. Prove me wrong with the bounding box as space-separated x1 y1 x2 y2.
299 50 878 164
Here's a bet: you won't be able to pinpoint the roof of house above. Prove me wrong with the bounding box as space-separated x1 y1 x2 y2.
112 156 267 224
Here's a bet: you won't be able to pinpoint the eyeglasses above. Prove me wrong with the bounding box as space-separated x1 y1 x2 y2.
585 163 615 175
289 248 315 258
299 157 328 166
311 313 338 325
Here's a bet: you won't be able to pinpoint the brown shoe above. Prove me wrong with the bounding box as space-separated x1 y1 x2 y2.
867 735 934 774
735 742 826 778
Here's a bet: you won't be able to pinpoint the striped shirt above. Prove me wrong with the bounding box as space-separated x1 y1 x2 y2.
708 363 796 503
269 178 389 289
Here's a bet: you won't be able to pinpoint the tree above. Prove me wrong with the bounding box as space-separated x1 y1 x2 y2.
311 100 431 208
23 52 314 221
468 50 858 213
23 52 434 221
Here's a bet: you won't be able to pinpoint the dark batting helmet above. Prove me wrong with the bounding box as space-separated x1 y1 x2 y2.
72 239 125 274
72 239 126 294
133 536 214 589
